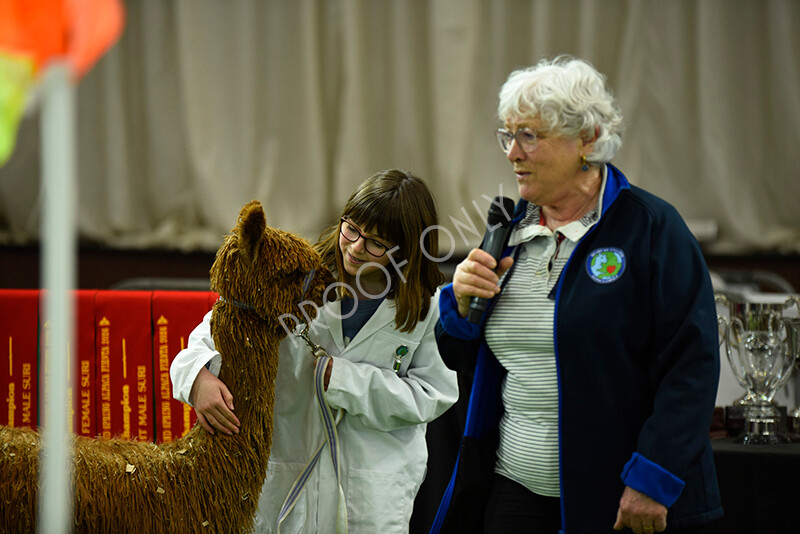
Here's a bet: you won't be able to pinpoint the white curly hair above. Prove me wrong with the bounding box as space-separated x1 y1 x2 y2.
497 55 624 163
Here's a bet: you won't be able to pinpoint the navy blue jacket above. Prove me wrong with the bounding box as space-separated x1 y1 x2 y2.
431 165 723 533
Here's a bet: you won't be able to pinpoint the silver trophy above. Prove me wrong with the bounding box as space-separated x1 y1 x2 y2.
716 292 797 444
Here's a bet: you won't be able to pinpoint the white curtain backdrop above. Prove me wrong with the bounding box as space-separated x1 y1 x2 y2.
1 0 798 254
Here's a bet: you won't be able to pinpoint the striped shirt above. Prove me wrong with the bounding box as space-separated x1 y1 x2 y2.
485 171 605 497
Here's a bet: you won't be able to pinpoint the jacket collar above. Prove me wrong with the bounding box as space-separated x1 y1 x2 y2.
325 297 396 353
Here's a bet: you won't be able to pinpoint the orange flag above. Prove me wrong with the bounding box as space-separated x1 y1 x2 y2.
0 0 125 165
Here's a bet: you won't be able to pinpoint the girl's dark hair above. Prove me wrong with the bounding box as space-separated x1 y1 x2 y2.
314 169 444 332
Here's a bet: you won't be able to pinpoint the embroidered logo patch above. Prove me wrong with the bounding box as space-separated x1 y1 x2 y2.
586 248 626 284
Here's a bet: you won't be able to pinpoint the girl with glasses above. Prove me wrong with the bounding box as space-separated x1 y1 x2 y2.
170 169 458 533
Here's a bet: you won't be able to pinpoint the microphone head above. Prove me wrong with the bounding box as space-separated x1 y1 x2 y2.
487 196 515 227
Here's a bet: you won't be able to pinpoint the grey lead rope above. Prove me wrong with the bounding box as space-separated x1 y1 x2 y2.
277 325 347 533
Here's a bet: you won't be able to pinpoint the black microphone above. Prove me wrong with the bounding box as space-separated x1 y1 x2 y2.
467 196 516 323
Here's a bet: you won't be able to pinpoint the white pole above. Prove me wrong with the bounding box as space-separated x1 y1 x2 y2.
38 61 75 534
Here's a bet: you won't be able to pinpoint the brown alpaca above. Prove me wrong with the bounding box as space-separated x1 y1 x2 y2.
0 200 333 533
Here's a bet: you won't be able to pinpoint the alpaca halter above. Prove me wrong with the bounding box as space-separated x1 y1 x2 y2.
227 298 267 319
300 268 316 299
225 268 318 321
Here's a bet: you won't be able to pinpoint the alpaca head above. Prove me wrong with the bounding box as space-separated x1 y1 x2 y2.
209 200 333 331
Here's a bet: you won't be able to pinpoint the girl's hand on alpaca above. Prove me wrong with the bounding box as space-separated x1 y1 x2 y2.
190 367 241 435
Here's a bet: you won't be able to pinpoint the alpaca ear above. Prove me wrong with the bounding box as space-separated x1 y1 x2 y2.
238 200 266 263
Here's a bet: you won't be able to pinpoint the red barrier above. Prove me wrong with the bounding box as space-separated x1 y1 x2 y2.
151 291 217 443
38 289 98 436
0 289 215 442
0 290 39 429
95 291 154 441
74 290 98 436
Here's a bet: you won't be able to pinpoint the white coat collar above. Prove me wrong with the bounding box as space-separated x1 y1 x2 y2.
325 297 397 353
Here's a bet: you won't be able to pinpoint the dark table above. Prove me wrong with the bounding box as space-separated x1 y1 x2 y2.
706 437 800 532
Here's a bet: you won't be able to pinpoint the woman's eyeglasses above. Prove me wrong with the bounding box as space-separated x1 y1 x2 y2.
339 218 391 257
495 127 544 153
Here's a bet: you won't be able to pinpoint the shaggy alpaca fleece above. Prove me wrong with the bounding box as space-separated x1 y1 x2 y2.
0 200 332 533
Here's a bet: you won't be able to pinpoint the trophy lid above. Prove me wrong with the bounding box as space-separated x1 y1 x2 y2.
719 290 799 319
722 289 795 305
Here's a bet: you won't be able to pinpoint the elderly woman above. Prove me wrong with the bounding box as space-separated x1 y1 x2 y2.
430 56 723 533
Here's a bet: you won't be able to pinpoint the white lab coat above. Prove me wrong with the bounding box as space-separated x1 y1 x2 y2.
170 293 458 533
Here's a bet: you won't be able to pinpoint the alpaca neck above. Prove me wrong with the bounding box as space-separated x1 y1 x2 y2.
211 306 285 446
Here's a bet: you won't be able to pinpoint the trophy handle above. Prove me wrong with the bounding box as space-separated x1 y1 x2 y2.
771 317 795 396
716 293 751 390
789 297 800 370
716 314 728 348
715 293 729 348
786 317 800 367
725 317 751 391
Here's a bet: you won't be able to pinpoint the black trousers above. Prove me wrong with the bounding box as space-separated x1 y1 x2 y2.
484 474 561 533
483 473 710 534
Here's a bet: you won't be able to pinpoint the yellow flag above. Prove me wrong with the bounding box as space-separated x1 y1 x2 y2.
0 51 34 167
